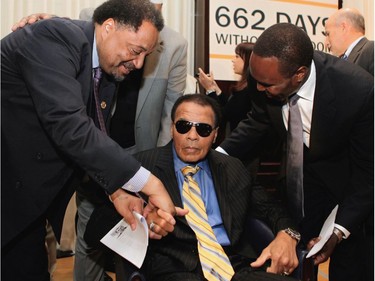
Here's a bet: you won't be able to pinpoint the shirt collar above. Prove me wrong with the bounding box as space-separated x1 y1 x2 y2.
296 60 316 102
92 33 99 69
344 36 365 57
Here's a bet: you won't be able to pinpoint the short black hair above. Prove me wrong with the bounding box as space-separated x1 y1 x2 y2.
171 94 222 128
253 23 313 77
93 0 164 32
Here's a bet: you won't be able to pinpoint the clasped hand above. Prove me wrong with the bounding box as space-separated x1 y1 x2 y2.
110 174 188 239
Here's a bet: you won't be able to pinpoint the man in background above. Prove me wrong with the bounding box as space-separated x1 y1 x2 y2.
324 7 374 75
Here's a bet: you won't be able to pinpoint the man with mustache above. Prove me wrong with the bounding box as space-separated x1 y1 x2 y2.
86 94 301 281
1 1 179 280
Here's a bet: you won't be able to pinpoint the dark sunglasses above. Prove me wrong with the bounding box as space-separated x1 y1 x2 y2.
175 120 214 137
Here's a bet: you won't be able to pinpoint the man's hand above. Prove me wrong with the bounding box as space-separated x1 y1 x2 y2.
307 234 338 265
141 174 177 217
145 207 189 239
250 230 299 275
12 13 54 31
110 189 143 231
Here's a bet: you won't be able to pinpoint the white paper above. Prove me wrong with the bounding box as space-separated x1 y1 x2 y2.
100 211 149 268
306 205 338 258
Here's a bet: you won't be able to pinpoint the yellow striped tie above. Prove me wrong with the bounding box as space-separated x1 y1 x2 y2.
181 166 235 281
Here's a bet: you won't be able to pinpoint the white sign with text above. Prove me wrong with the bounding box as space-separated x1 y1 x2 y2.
209 0 338 80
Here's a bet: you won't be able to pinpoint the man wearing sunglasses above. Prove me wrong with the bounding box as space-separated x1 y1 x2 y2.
86 94 301 280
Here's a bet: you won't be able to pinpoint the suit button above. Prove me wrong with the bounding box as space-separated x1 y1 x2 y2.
100 101 107 109
15 181 23 189
36 152 43 160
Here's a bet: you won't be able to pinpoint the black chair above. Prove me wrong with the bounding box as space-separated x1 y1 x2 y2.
115 218 316 281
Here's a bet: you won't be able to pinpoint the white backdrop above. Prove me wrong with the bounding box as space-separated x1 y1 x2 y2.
0 0 196 74
209 0 339 80
1 0 373 76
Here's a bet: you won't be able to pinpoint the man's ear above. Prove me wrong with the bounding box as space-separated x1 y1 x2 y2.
170 123 174 139
212 128 219 143
295 66 308 83
102 18 115 34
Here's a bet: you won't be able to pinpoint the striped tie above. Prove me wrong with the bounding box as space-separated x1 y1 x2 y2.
181 166 235 281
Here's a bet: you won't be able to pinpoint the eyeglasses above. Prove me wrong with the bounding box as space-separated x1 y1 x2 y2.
174 120 214 137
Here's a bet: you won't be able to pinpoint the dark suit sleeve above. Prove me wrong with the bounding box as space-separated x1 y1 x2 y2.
336 82 374 231
13 19 141 194
250 184 297 233
220 89 272 160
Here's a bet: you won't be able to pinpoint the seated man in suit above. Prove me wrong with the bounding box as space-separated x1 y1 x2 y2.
86 94 302 281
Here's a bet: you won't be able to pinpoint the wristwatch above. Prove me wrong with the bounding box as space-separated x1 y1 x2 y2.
283 228 301 243
333 227 343 243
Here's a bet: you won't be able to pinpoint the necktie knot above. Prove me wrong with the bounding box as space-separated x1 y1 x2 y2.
340 53 348 60
182 165 200 177
288 93 300 106
93 67 102 80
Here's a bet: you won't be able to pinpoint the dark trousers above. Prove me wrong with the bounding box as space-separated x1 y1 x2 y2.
2 216 50 281
328 229 368 281
152 269 298 281
118 253 299 281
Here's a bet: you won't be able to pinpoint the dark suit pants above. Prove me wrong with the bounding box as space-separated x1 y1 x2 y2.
153 269 298 281
2 216 50 281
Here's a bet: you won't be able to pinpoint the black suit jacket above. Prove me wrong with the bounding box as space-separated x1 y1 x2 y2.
221 51 374 241
133 143 295 276
347 37 374 76
1 18 141 246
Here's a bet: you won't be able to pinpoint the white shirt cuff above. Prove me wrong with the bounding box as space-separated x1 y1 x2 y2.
121 167 150 193
215 146 228 155
334 224 350 239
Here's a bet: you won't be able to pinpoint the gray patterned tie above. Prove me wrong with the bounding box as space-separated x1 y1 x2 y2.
286 94 304 221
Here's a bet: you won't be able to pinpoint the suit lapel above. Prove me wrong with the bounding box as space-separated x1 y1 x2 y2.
154 144 184 208
308 54 336 156
348 37 368 63
135 38 164 121
208 152 233 236
99 76 118 124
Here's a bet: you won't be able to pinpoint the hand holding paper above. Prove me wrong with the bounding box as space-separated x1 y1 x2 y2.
306 205 338 258
100 211 148 268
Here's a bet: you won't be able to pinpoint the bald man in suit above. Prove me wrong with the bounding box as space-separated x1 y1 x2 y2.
324 7 374 76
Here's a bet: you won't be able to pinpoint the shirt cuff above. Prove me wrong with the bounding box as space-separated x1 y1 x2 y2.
206 89 216 95
215 146 228 155
121 167 151 193
334 224 350 239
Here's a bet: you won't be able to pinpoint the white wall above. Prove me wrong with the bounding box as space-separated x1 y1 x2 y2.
344 0 374 39
1 0 373 72
0 0 195 74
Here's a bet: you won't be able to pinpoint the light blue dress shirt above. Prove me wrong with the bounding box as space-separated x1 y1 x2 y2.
173 146 231 245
